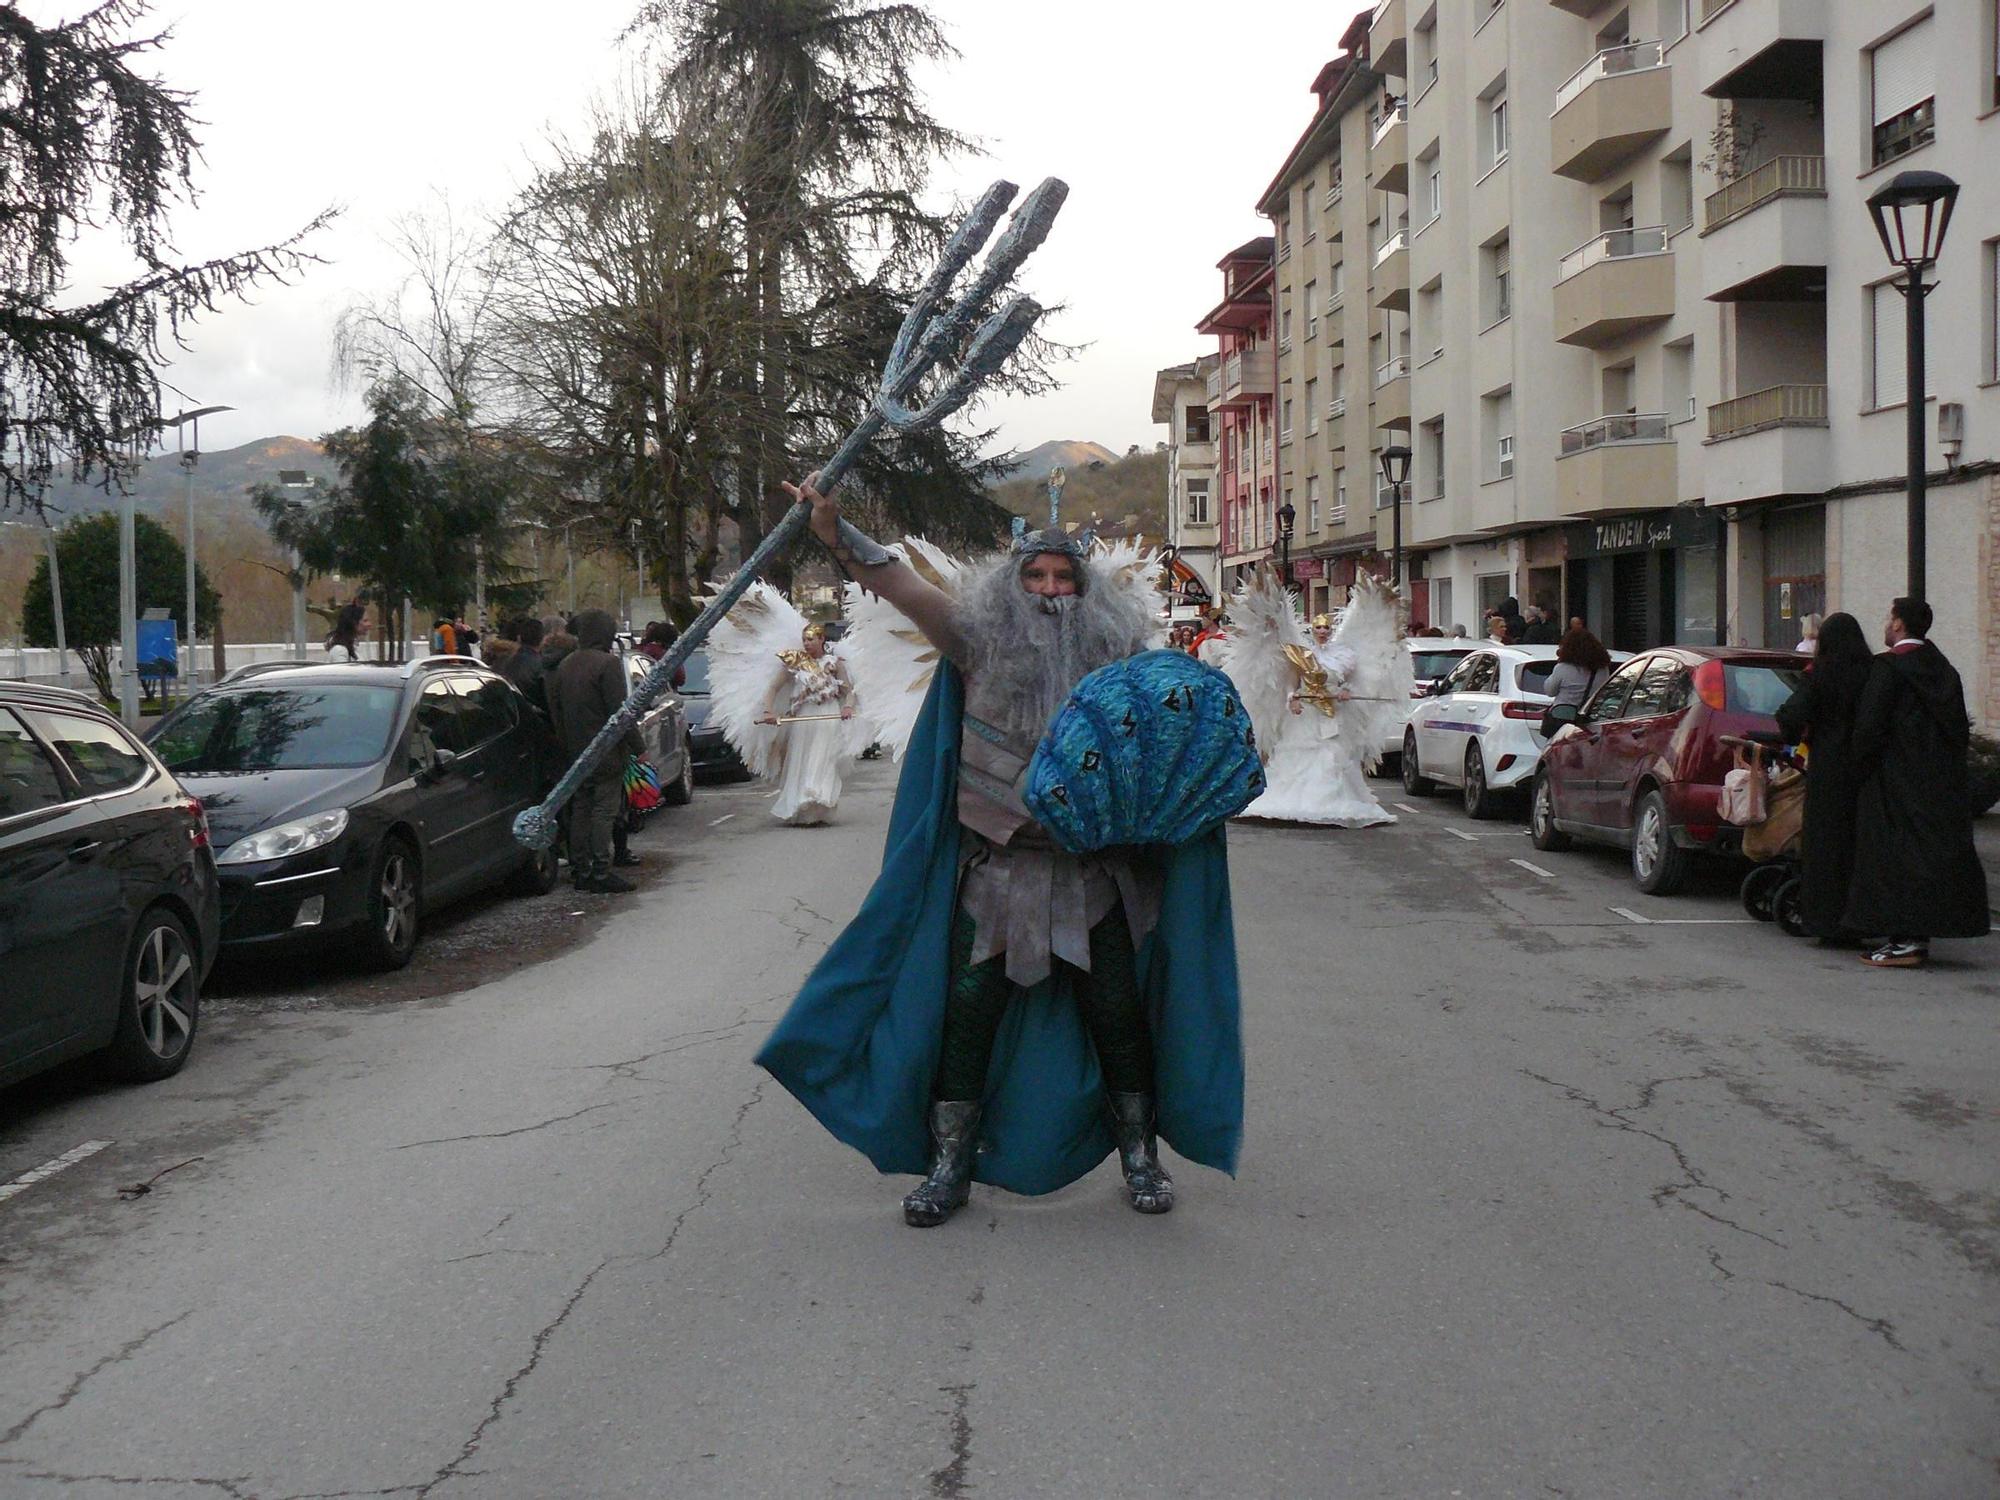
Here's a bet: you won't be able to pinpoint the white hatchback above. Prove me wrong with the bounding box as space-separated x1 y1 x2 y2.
1380 638 1484 762
1397 645 1630 818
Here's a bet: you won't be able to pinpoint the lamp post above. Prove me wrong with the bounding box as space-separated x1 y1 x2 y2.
1867 169 1959 603
1379 444 1412 588
1277 498 1296 584
277 468 315 655
156 406 232 694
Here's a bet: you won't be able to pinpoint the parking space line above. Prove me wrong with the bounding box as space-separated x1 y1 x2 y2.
1610 906 1754 926
1511 858 1555 879
0 1141 112 1206
1442 826 1478 842
1392 802 1421 815
707 814 736 827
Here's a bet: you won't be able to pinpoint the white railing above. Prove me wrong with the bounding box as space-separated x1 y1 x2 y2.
1707 384 1829 440
1375 354 1410 387
1325 179 1343 209
1559 412 1671 456
1553 39 1665 114
1373 229 1409 268
1703 155 1826 230
1328 396 1347 419
1557 224 1669 282
1205 366 1224 403
1327 290 1344 314
1326 505 1348 526
1371 104 1407 150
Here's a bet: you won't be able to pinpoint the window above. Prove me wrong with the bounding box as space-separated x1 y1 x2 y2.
1330 259 1346 303
1334 467 1348 518
0 708 68 817
1414 7 1438 94
1482 236 1511 326
1375 458 1395 510
1281 397 1294 444
1662 152 1693 234
1871 19 1935 167
28 710 149 795
1278 219 1292 260
453 675 517 746
1483 387 1514 480
1623 658 1682 720
1281 305 1293 347
1307 474 1322 531
1871 279 1935 408
1417 280 1443 362
1497 434 1514 478
153 686 402 773
1478 74 1509 174
1185 404 1211 443
1330 364 1345 412
1586 658 1647 721
415 678 468 759
1186 478 1211 525
1664 341 1694 424
1989 240 2000 383
1421 417 1445 499
1303 179 1317 242
1426 159 1442 223
1305 280 1319 340
1306 378 1320 435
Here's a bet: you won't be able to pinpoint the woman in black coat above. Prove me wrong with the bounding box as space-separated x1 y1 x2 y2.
1772 612 1873 942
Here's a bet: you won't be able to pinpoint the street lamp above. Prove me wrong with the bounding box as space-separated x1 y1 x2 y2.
277 468 315 655
1867 168 1959 602
157 404 233 693
1379 444 1412 588
1277 498 1297 583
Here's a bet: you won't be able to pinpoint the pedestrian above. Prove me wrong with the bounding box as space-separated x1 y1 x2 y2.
1771 612 1872 944
546 608 643 894
541 624 577 675
500 615 550 714
455 616 478 655
1450 623 1468 640
1192 608 1229 666
1496 594 1526 643
325 602 368 663
429 617 457 656
1543 625 1612 711
480 634 519 673
1484 612 1510 645
1841 597 1991 967
1796 613 1823 657
1520 603 1561 646
758 472 1242 1228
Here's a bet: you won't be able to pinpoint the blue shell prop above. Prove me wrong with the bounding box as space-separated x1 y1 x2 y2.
1023 650 1264 853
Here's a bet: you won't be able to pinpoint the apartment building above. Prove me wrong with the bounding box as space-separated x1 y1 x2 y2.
1150 355 1222 612
1197 238 1280 583
1203 0 1997 726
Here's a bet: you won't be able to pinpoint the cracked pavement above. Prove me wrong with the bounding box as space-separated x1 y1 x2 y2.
0 763 1994 1498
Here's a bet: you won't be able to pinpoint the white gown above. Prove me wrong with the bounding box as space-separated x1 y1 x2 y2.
768 652 851 825
1240 640 1394 827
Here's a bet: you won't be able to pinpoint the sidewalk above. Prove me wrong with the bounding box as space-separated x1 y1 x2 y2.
1979 815 2000 918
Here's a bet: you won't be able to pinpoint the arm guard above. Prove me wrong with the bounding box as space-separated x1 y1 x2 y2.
828 517 896 576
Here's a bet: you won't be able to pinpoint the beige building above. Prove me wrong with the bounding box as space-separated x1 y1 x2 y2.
1151 356 1222 613
1234 0 1998 724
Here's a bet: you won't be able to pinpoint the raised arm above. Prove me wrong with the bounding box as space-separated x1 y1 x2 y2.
792 475 967 664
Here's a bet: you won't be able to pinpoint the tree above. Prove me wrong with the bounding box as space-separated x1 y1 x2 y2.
21 512 218 698
0 1 333 518
251 380 513 657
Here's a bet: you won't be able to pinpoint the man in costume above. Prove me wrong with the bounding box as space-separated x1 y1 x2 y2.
753 623 856 826
754 476 1244 1228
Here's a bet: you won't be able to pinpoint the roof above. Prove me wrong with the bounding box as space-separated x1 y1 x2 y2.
0 681 110 714
1216 235 1274 268
1255 49 1382 214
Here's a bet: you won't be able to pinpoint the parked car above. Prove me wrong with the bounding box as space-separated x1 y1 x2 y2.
680 649 748 781
0 682 219 1089
618 651 696 808
146 657 560 970
1529 647 1808 894
1399 645 1633 817
1379 639 1483 765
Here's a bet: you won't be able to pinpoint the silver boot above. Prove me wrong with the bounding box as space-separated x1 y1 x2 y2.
1106 1091 1174 1214
902 1100 982 1227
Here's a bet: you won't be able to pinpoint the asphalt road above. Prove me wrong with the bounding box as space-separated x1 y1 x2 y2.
0 763 1995 1499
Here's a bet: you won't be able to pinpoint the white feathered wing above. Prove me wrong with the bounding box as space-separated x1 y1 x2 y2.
703 581 803 779
841 536 966 762
1215 569 1307 765
1331 571 1415 774
1088 535 1170 652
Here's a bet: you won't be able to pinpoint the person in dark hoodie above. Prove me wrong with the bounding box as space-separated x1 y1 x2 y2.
546 608 642 894
500 615 550 715
1841 596 1990 967
1772 612 1873 944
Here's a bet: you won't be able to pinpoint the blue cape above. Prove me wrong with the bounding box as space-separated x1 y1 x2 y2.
755 665 1244 1196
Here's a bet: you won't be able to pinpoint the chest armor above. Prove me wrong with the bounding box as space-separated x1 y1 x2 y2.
956 676 1040 846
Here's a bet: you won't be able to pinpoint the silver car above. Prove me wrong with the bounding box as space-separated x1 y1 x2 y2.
619 651 696 808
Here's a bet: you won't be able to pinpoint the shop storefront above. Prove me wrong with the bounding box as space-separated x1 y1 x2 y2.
1563 507 1722 653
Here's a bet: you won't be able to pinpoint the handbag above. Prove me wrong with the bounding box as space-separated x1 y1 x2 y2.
1717 746 1768 827
623 755 664 813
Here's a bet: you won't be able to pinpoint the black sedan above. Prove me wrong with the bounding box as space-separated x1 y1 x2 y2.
680 649 748 781
0 683 219 1090
147 658 559 970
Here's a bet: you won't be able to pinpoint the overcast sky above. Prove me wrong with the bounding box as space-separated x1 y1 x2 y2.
55 0 1371 462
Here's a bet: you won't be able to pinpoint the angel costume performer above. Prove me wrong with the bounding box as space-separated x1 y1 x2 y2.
754 478 1245 1228
706 590 857 825
1220 570 1413 827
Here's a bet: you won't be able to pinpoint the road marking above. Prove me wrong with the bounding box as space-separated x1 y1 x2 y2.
1610 906 1755 926
707 814 736 827
1393 802 1422 815
0 1141 112 1205
1511 858 1556 878
1443 826 1478 842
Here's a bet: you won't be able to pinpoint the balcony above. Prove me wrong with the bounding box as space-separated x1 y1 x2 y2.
1213 347 1275 409
1703 384 1830 504
1372 230 1410 312
1373 355 1411 431
1371 106 1409 194
1205 365 1224 404
1551 41 1670 182
1699 0 1826 100
1324 179 1344 211
1556 413 1677 516
1370 0 1407 77
1553 226 1674 346
1702 156 1827 302
1551 0 1611 13
1328 395 1347 421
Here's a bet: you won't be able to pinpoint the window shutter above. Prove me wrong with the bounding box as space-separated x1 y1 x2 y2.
1872 280 1936 407
1873 21 1933 124
1992 240 2000 380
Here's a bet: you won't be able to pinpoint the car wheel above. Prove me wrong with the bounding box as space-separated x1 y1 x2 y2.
1630 790 1691 896
361 835 422 970
1400 730 1434 796
1740 863 1787 922
1463 744 1496 820
663 741 695 806
507 838 561 898
102 907 200 1082
1529 770 1572 852
1772 877 1810 937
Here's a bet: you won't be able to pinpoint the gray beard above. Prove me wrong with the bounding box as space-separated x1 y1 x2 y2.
953 554 1154 744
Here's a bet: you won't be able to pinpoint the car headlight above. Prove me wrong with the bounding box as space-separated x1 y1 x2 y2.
217 808 350 865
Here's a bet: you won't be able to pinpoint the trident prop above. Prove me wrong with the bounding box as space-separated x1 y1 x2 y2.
513 176 1070 850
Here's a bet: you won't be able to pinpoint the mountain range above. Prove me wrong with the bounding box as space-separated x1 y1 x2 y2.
35 436 341 527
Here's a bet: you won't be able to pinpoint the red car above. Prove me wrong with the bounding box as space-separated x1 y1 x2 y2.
1530 647 1807 894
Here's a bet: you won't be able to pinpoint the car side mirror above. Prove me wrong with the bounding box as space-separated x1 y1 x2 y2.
414 745 458 783
1541 702 1580 738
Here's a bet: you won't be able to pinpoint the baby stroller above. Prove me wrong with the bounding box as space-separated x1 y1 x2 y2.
1719 736 1808 935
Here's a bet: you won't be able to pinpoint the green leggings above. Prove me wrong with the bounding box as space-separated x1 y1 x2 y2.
932 907 1154 1103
